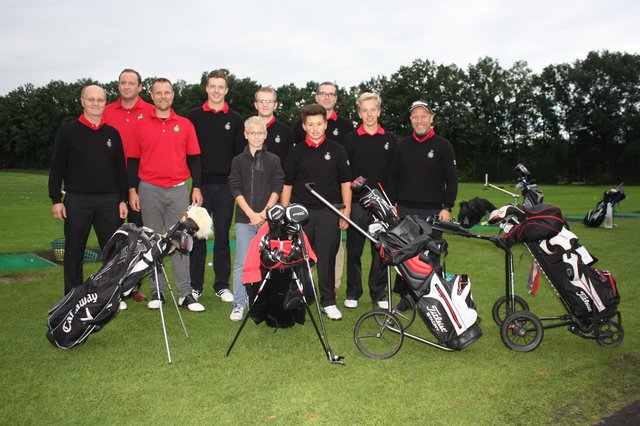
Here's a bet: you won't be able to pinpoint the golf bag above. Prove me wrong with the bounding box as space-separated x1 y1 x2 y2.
377 214 482 350
583 183 626 227
526 227 620 323
458 197 496 229
46 224 154 349
46 207 212 349
242 205 316 328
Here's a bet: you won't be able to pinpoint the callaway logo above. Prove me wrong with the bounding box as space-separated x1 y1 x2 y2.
577 291 593 312
426 305 448 332
62 293 99 332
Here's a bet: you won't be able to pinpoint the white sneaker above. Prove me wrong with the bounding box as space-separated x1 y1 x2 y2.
148 292 164 310
216 289 234 303
119 300 128 311
344 299 358 309
179 291 205 312
323 305 343 320
377 300 389 310
230 305 245 321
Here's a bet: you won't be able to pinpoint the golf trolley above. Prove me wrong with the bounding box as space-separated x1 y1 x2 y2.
225 203 344 365
485 164 623 352
305 181 484 359
46 206 213 364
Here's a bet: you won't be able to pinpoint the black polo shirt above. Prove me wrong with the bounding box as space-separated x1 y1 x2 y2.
283 137 351 208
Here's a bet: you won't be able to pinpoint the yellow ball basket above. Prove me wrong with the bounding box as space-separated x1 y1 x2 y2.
50 239 98 263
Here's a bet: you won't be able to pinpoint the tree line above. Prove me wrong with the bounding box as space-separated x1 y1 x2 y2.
1 50 638 183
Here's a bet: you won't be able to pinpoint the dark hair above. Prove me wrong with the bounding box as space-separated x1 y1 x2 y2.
118 69 142 85
207 69 228 86
300 104 326 122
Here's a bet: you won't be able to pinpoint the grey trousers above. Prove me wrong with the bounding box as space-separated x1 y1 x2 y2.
139 180 192 297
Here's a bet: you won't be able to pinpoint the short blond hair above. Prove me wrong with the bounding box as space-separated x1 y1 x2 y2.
356 92 381 109
244 116 266 132
255 86 278 102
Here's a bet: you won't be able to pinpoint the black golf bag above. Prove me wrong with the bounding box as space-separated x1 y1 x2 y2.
526 227 620 323
583 183 626 227
46 206 210 349
46 224 154 349
377 215 482 350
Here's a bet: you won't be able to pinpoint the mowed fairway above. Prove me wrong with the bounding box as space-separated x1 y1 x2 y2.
1 170 638 425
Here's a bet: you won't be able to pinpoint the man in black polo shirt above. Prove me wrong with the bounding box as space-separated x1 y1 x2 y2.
281 104 351 320
49 84 128 294
187 70 245 301
387 99 458 302
343 92 397 309
254 86 293 166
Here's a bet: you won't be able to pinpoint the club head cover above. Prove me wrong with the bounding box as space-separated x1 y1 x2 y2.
285 204 309 226
185 205 213 240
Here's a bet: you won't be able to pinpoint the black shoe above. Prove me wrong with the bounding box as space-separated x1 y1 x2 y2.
179 291 205 312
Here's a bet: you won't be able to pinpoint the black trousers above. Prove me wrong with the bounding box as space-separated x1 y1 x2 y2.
346 202 387 302
303 208 340 307
189 183 234 293
393 205 441 296
63 192 122 294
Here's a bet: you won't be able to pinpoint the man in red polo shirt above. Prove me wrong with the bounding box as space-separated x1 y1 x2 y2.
128 78 205 312
103 68 154 305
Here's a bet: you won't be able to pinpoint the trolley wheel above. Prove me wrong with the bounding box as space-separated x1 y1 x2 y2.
374 293 416 330
354 310 404 359
492 294 530 326
594 320 624 348
500 310 544 352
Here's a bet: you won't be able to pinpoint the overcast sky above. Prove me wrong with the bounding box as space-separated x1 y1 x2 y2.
0 0 638 95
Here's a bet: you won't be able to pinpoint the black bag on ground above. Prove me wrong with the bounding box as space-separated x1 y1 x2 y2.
458 197 496 229
583 184 625 228
378 215 438 266
248 269 306 328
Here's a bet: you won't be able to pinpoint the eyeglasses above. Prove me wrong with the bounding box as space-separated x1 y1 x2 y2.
83 97 106 104
317 91 337 97
255 99 276 105
246 131 266 137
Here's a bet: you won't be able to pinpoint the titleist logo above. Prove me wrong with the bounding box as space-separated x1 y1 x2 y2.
426 305 448 333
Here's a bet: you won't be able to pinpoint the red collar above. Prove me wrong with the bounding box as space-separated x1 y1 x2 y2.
152 109 177 121
115 97 146 111
266 116 276 128
202 101 229 114
412 128 435 143
327 110 338 121
305 135 326 148
78 114 104 130
357 124 385 136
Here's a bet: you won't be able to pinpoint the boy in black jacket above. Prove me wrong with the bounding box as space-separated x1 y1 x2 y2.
228 116 284 321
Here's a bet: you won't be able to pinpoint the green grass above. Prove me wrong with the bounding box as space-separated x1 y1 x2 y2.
1 170 639 425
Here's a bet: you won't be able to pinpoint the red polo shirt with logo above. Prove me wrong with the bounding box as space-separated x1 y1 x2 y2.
129 110 201 188
103 97 155 153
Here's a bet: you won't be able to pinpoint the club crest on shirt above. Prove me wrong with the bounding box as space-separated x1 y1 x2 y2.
333 128 339 136
384 142 389 150
106 139 112 148
173 125 180 133
137 113 144 120
275 135 281 143
324 152 331 161
428 149 434 158
225 122 231 130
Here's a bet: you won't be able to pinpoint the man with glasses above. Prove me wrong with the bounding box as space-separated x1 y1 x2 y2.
49 85 128 294
103 68 154 306
342 92 397 310
187 70 245 302
228 116 284 321
293 82 354 145
254 86 293 166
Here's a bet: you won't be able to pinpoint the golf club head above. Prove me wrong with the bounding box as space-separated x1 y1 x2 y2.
285 204 309 225
350 176 368 194
266 204 286 223
514 163 531 178
329 354 345 365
